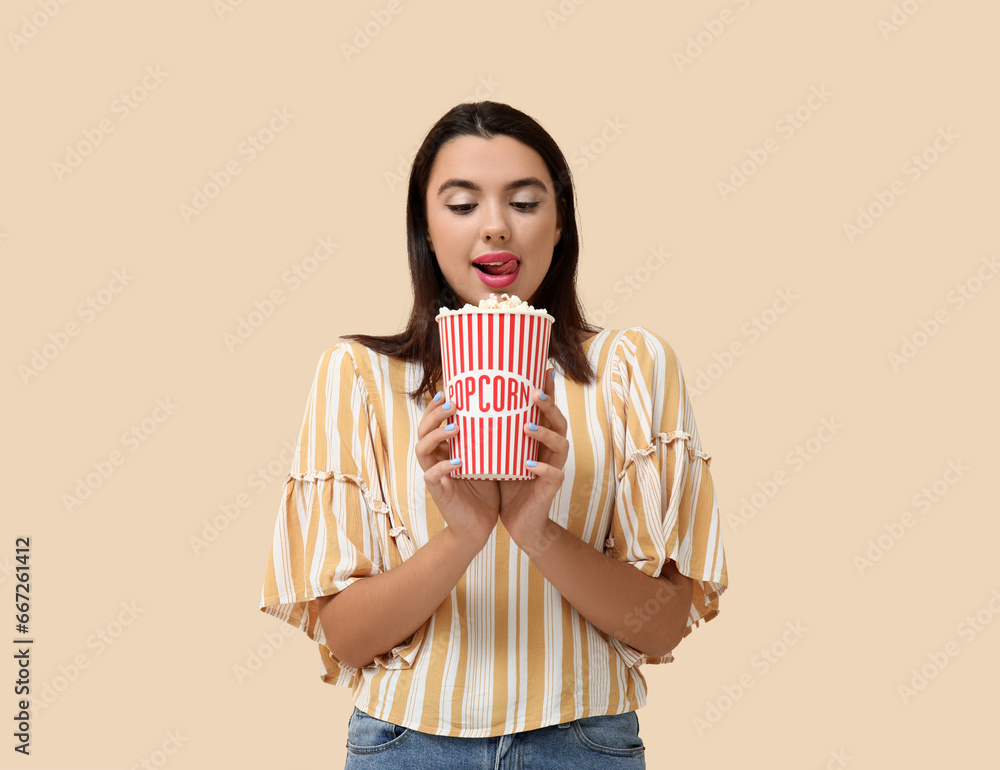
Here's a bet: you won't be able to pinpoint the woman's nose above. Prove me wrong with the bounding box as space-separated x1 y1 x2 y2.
482 218 509 242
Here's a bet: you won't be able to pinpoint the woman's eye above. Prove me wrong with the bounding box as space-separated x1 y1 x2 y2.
446 202 540 214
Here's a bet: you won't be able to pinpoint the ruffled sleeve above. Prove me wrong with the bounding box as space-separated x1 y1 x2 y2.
258 343 425 688
606 327 728 666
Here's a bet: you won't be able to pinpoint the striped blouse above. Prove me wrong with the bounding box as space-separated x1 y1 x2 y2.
258 326 728 738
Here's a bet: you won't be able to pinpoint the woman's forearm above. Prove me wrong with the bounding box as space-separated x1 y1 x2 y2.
317 526 485 669
519 520 693 658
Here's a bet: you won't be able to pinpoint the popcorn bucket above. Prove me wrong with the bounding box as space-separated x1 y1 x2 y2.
436 307 555 480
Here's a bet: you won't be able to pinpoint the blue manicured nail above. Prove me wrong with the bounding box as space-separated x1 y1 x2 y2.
526 460 538 467
443 400 452 411
527 422 538 431
433 390 442 402
538 391 547 401
449 458 462 465
445 423 455 431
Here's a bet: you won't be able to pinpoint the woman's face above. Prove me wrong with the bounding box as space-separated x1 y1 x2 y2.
425 134 563 307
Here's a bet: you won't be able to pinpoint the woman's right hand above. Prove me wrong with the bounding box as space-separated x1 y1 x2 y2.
417 390 500 550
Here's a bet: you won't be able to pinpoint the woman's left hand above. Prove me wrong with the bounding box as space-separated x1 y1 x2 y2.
498 368 570 548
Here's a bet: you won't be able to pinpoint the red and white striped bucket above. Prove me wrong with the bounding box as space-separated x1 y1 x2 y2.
435 308 555 479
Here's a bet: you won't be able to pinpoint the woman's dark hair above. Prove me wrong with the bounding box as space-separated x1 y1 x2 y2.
341 101 602 403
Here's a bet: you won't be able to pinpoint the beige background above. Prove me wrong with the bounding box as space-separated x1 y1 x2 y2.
5 1 998 767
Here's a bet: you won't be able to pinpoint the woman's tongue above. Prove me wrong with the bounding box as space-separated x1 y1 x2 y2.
478 260 518 276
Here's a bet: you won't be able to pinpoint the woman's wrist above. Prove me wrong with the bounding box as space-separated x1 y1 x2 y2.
440 522 491 560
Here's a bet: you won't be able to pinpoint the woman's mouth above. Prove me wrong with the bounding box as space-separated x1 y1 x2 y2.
474 260 520 288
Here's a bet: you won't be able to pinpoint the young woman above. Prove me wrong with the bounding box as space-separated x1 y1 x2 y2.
258 101 728 769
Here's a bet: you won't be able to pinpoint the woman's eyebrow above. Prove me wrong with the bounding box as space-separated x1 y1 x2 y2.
436 177 549 196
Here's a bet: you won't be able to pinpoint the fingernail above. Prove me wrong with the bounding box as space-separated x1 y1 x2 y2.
445 423 455 431
527 422 538 431
526 460 538 467
449 458 462 465
538 391 547 401
433 391 442 402
443 400 452 411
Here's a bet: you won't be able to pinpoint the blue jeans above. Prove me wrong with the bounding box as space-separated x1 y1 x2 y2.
344 706 645 769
